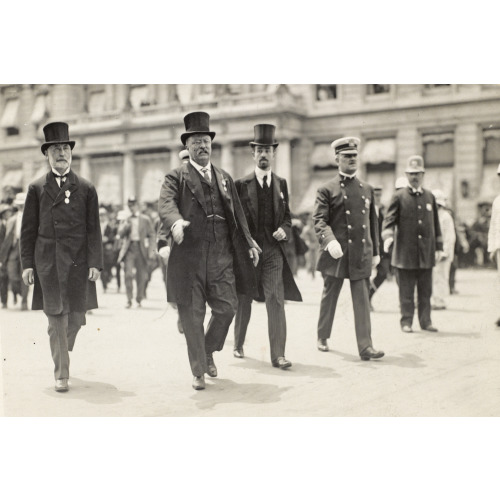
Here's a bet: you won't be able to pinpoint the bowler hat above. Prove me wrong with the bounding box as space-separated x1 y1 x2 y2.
405 155 425 173
249 124 279 147
331 137 360 155
41 122 75 155
181 111 216 146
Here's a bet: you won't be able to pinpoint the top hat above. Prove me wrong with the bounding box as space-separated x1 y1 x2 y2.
331 136 360 155
41 122 75 155
249 124 279 147
181 112 216 145
405 155 425 173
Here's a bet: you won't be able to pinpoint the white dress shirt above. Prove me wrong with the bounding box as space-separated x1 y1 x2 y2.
255 167 272 188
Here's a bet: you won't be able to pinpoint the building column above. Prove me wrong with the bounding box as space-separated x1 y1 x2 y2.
80 155 91 180
220 142 234 177
276 139 291 187
123 151 135 204
396 126 421 177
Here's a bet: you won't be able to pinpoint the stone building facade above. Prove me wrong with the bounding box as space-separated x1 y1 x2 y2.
1 84 500 224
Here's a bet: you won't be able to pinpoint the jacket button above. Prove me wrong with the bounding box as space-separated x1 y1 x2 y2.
418 205 422 209
361 196 365 200
418 220 422 224
362 239 366 243
344 195 348 200
340 183 345 188
347 225 352 229
418 235 422 239
345 210 351 215
348 239 352 244
362 224 366 228
361 209 366 214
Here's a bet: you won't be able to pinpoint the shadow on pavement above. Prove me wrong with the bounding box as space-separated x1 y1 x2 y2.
332 350 427 369
192 378 292 410
415 330 481 339
44 377 135 405
229 356 340 379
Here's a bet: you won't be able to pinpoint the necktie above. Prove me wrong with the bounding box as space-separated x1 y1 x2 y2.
201 167 210 182
263 175 268 189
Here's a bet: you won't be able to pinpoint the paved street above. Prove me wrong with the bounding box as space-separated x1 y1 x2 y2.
1 267 499 417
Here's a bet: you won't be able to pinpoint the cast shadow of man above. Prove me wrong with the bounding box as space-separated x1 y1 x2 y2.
332 350 427 369
45 377 135 405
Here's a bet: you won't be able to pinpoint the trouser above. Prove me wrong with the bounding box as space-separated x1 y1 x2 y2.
397 268 433 328
234 242 286 362
46 312 86 380
432 258 453 307
0 267 8 305
317 275 372 355
177 239 237 377
123 242 148 303
7 255 28 306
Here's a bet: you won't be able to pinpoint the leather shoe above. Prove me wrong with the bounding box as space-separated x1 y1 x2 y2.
55 378 69 392
401 325 413 333
422 325 438 332
496 318 500 327
272 357 292 369
233 348 244 358
206 354 217 377
431 305 446 310
360 346 385 361
317 339 329 352
192 375 205 390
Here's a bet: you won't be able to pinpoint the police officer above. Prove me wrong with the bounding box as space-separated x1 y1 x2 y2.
382 155 443 333
313 137 384 360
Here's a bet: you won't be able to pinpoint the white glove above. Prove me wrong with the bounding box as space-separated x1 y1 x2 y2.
158 246 171 263
172 220 191 245
383 237 394 254
372 255 380 268
326 240 343 259
22 268 34 286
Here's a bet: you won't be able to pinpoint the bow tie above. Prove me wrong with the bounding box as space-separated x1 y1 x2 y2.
53 173 67 181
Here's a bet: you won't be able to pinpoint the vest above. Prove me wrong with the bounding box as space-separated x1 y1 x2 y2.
199 169 230 243
256 179 276 247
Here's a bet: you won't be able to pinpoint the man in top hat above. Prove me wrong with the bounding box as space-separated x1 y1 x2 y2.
20 121 103 392
487 164 500 327
116 196 156 308
382 155 443 333
232 124 302 368
0 193 29 310
313 137 384 360
158 111 260 390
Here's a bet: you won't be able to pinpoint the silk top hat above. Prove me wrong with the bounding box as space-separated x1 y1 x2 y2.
181 111 216 145
41 122 75 155
405 155 425 173
331 136 360 154
249 124 279 147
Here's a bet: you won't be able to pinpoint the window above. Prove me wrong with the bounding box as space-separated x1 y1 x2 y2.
31 93 49 125
316 85 337 101
1 99 20 135
423 133 454 166
367 85 390 95
129 85 151 109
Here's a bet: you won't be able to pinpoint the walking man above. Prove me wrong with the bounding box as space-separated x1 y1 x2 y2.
382 155 443 333
158 111 259 390
313 137 384 360
233 124 302 368
20 122 103 392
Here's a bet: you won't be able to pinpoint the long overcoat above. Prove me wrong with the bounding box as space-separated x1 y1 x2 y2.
381 186 443 269
235 172 302 302
313 174 379 280
20 170 103 314
158 162 257 305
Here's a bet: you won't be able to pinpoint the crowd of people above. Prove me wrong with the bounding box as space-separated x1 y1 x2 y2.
3 116 500 393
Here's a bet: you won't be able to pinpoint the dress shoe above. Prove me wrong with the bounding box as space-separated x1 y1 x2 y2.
206 354 217 377
495 318 500 327
192 376 205 390
125 301 132 309
272 357 292 369
431 305 446 310
317 339 329 352
401 325 413 333
360 347 385 361
422 325 438 332
233 348 244 358
55 378 69 392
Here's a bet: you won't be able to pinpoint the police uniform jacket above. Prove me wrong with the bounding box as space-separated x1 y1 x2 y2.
235 172 302 302
20 170 103 314
313 174 379 280
381 186 443 269
158 161 257 305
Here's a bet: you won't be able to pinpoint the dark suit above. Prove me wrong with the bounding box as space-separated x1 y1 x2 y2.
313 174 379 354
382 186 443 328
20 170 103 380
233 172 302 361
370 204 391 300
117 213 155 304
158 161 257 377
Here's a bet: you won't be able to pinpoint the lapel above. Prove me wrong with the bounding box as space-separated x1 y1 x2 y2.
246 174 258 226
53 169 79 207
43 172 60 202
271 173 281 223
183 162 207 214
213 164 233 213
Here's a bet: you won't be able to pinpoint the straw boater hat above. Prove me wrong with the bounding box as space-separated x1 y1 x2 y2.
180 112 216 146
41 122 75 155
249 124 279 147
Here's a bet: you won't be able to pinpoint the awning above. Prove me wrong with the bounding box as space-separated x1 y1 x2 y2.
483 128 500 140
1 169 23 188
30 94 48 124
311 143 334 168
0 99 20 128
422 132 454 144
361 138 396 164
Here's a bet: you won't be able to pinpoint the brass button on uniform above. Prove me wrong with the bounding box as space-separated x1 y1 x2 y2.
346 210 351 215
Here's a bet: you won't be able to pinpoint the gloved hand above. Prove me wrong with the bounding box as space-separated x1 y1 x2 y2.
383 237 394 254
172 220 191 245
158 246 171 264
372 255 380 268
88 268 101 281
326 240 343 259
